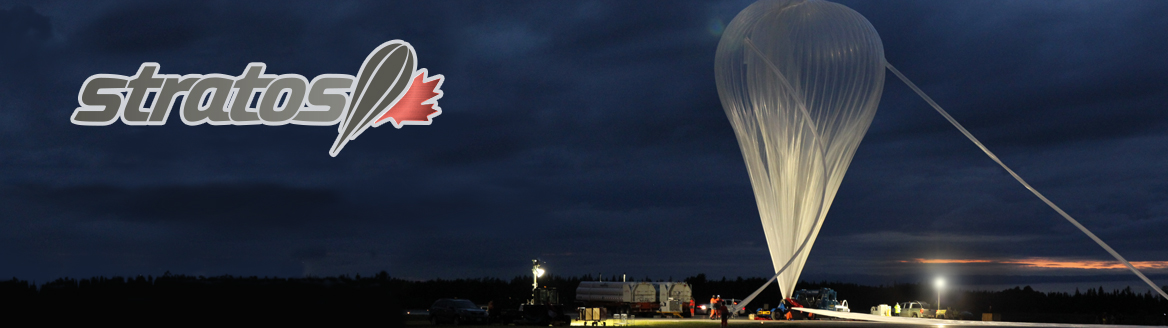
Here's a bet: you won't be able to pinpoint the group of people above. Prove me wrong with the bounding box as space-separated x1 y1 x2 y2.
707 295 730 327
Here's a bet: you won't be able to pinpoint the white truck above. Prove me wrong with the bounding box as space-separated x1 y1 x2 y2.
896 301 935 318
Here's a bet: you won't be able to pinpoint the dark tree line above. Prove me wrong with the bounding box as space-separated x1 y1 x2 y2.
2 273 1165 325
0 272 405 325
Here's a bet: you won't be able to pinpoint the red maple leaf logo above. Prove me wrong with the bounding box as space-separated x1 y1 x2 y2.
375 68 444 128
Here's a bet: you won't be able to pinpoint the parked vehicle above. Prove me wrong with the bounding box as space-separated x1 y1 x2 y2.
699 298 747 318
718 299 747 317
755 307 775 320
793 288 850 312
896 301 935 318
951 309 975 320
502 287 570 326
429 298 489 325
490 288 570 326
935 307 974 320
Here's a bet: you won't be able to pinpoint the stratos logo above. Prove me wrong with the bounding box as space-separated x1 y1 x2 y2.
70 40 444 157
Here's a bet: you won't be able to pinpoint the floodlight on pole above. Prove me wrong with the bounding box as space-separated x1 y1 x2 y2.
935 277 945 312
532 259 542 286
531 259 544 304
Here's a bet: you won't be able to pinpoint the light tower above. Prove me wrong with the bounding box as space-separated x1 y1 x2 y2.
531 259 545 304
934 277 945 312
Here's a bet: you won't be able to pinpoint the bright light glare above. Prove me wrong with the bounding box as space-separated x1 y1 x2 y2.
934 277 945 288
535 268 545 277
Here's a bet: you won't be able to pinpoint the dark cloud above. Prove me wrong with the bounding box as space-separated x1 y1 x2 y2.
855 0 1168 150
0 5 51 46
76 2 207 54
16 183 341 227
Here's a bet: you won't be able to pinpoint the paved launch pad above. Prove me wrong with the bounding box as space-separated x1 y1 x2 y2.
565 314 1163 328
404 312 1163 327
565 317 1158 326
789 307 1161 328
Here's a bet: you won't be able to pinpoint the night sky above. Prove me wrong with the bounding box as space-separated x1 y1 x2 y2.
2 0 1166 294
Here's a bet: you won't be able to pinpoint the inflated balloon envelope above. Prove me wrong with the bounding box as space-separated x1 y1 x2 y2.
716 0 1168 308
715 0 884 301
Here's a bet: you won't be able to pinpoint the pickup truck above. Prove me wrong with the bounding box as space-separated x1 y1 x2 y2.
896 301 935 318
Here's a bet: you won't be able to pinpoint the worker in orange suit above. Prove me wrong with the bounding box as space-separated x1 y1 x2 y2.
709 295 718 319
688 299 695 317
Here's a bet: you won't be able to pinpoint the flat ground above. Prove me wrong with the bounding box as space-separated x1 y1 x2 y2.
405 316 1000 327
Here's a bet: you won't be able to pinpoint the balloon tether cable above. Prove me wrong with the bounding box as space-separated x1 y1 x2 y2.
730 60 1167 312
886 62 1167 301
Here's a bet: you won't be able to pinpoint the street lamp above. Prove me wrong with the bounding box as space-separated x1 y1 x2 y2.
934 277 945 312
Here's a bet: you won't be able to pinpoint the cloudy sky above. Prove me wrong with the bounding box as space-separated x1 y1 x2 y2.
1 0 1166 294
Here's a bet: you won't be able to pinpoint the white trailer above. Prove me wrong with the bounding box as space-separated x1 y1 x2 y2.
576 281 694 317
656 282 693 316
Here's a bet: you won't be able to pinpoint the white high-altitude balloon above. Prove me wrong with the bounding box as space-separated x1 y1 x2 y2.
715 0 885 300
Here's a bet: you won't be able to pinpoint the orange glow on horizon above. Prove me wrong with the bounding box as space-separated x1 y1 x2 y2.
902 258 1168 270
901 258 994 264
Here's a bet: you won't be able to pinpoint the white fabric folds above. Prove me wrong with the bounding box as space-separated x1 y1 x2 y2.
715 0 885 300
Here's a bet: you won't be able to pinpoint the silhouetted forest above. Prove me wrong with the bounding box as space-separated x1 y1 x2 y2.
0 271 405 325
2 272 1165 325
